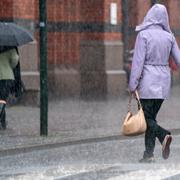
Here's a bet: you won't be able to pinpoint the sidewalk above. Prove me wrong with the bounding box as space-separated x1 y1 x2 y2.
0 85 180 156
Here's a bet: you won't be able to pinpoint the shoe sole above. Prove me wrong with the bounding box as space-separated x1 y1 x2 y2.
162 135 172 160
139 159 155 163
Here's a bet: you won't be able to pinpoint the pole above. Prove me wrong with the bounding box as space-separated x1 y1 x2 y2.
39 0 48 136
121 0 129 64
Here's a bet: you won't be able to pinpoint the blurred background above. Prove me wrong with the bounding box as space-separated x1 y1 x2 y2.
0 0 179 101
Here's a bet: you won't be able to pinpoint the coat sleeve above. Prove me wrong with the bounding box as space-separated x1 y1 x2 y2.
171 36 180 68
128 32 146 92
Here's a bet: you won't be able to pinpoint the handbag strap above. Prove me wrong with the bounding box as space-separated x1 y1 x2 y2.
128 90 142 111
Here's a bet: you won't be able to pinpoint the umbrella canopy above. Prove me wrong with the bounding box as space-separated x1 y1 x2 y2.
0 22 33 46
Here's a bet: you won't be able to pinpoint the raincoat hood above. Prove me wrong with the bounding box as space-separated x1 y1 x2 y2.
136 4 171 33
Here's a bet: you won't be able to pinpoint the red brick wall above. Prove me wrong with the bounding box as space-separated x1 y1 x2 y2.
168 0 180 44
128 0 151 28
128 0 180 48
48 0 81 22
80 0 104 22
168 0 180 29
104 0 122 23
128 0 151 49
0 0 122 67
81 0 122 41
48 32 80 65
104 0 122 41
47 0 81 65
48 0 122 66
0 0 13 18
0 0 37 20
13 0 36 20
34 0 39 20
2 0 180 68
136 0 151 24
80 0 105 42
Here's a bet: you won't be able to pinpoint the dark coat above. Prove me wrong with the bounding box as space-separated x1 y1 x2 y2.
0 47 25 102
11 48 25 99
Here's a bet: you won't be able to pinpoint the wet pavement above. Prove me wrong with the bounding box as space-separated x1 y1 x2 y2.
0 134 179 179
0 84 179 156
0 82 179 179
0 86 180 156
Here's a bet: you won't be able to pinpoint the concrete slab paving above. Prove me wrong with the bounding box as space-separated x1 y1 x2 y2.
0 85 179 155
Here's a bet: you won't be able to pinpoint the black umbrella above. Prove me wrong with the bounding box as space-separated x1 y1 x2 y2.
0 22 33 46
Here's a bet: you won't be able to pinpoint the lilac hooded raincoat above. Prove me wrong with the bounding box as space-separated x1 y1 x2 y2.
129 4 180 99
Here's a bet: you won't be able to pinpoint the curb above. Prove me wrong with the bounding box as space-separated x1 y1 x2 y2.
0 128 180 157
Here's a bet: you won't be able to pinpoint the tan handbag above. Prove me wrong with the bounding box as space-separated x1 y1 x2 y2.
122 90 147 136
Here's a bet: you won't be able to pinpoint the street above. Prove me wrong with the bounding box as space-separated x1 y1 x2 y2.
0 134 180 180
0 85 179 180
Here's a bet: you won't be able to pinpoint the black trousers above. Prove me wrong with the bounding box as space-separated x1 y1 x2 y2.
140 99 171 158
0 80 14 129
0 80 14 100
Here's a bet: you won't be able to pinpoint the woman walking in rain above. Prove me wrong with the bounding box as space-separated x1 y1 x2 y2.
129 4 180 162
0 47 20 129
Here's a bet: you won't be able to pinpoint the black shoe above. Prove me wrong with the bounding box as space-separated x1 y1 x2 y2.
139 157 155 163
162 134 172 160
1 111 7 129
139 156 155 163
0 103 6 130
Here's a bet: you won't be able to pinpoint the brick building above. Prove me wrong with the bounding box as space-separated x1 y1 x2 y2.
0 0 179 101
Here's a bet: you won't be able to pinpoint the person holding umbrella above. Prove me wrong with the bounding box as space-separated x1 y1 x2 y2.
0 46 20 129
0 22 33 129
129 4 180 162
